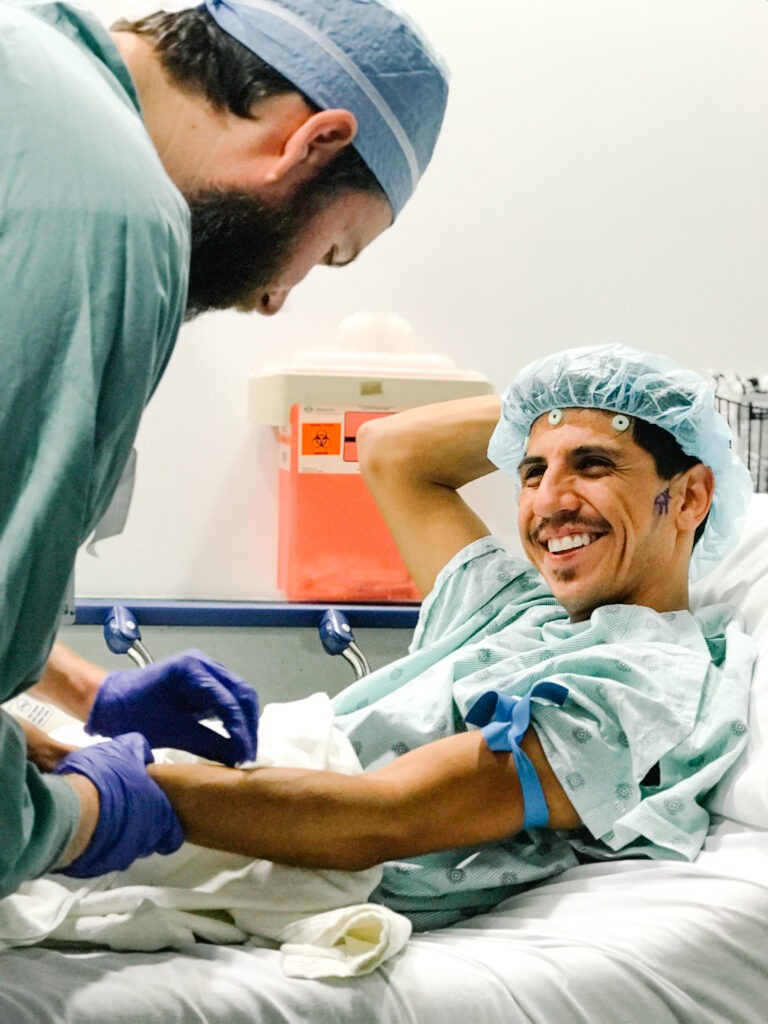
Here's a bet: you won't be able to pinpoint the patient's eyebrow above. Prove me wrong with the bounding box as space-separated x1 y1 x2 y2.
518 456 546 478
518 444 623 478
568 444 621 462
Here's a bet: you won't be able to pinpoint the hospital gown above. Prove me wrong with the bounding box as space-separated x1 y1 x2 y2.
332 537 756 930
0 0 189 895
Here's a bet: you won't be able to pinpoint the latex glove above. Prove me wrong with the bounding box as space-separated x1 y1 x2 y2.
53 733 184 877
86 650 259 766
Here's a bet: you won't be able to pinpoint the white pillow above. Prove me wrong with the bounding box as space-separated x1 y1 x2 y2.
691 493 768 827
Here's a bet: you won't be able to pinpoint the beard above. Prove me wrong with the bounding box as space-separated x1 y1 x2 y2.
183 185 316 319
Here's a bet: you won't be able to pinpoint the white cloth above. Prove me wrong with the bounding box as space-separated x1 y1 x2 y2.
0 694 411 978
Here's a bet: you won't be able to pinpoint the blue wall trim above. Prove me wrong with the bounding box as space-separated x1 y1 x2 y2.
74 599 420 630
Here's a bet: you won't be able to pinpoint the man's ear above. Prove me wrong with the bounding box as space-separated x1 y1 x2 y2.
264 109 357 186
675 463 715 536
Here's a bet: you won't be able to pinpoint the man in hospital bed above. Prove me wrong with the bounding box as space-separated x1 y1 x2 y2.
0 0 447 902
47 344 757 933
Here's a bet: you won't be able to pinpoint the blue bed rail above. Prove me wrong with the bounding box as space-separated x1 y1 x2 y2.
74 599 420 630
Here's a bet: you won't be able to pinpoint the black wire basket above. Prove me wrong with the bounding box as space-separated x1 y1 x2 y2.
714 375 768 493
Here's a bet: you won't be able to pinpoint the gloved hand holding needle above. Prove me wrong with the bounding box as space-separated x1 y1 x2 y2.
87 650 259 765
29 643 259 766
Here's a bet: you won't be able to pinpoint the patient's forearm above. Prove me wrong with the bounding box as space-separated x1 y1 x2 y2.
149 729 579 870
150 761 398 870
149 732 522 871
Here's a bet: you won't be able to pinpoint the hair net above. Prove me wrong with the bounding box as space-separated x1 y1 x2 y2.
202 0 449 218
487 343 753 581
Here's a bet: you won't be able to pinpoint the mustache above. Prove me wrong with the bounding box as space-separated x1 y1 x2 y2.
532 510 611 543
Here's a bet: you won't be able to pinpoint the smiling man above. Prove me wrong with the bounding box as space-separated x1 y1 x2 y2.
515 407 709 619
142 344 758 931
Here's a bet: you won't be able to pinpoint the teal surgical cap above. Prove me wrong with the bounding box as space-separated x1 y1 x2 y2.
487 343 754 581
202 0 449 218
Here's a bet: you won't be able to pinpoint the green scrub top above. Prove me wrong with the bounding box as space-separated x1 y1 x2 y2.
0 0 189 895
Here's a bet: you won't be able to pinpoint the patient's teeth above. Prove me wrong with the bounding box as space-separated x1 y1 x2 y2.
548 533 594 553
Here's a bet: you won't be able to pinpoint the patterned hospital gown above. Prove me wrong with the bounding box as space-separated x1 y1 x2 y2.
331 537 756 931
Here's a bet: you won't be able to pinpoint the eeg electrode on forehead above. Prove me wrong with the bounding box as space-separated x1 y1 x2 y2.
487 343 753 581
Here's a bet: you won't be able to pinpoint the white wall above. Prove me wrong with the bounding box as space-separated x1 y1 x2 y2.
77 0 768 600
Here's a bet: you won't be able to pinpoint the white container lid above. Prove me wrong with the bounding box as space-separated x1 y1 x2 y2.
248 313 494 425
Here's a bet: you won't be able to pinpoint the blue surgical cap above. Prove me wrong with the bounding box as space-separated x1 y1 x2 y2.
487 343 754 581
202 0 449 218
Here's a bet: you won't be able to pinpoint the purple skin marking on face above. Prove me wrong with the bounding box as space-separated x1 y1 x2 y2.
654 489 671 515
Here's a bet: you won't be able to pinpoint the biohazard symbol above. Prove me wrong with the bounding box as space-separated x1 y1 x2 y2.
301 421 341 456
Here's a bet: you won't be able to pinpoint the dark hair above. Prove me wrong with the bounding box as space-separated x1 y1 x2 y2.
631 417 708 545
112 7 385 199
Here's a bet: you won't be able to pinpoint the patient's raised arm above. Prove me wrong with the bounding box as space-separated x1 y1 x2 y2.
356 395 502 597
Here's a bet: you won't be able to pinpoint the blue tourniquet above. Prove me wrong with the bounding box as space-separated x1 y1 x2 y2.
465 682 569 829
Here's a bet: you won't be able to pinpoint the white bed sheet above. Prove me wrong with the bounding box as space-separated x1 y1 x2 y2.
0 824 766 1024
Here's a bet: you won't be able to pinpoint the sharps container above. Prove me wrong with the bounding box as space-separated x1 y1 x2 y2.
248 314 494 602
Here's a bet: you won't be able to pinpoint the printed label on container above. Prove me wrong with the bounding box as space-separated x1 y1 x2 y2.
296 405 396 474
301 421 342 457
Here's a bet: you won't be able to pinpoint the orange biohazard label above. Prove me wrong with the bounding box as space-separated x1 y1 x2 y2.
301 421 342 456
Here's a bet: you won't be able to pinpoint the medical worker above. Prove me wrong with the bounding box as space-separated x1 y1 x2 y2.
141 345 757 930
0 0 448 898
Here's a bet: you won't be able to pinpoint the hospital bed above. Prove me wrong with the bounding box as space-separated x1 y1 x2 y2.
1 494 766 1024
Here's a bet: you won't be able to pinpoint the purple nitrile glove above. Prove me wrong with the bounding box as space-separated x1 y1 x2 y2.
86 649 259 766
53 733 184 878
